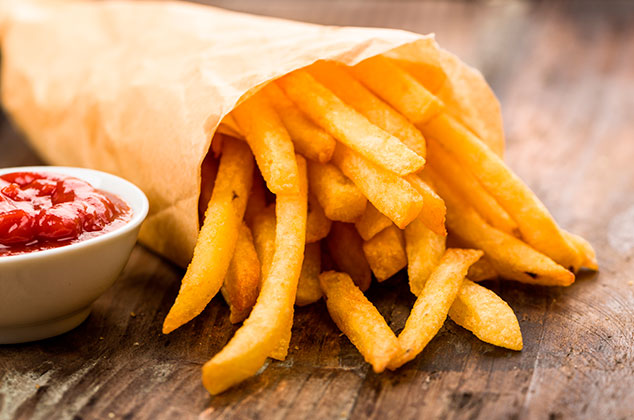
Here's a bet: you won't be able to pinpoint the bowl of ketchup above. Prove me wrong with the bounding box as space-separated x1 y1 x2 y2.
0 166 148 344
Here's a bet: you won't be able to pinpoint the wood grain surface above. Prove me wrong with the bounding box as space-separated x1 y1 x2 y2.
1 1 634 419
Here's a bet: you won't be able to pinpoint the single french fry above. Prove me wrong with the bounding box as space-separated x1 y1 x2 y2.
249 204 289 360
308 61 426 157
306 193 332 243
362 224 407 282
327 222 372 291
405 216 446 296
319 271 401 373
422 113 581 270
296 242 322 306
251 204 276 277
307 160 367 222
232 92 299 194
352 55 444 126
427 168 575 286
405 174 447 236
332 144 423 229
263 82 336 163
449 279 523 351
355 203 392 241
221 223 261 324
277 70 425 175
202 155 307 394
244 171 267 227
467 257 499 282
163 138 254 333
426 139 518 236
389 248 483 369
562 230 598 271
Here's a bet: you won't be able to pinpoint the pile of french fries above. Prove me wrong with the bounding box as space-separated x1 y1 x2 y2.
162 55 597 394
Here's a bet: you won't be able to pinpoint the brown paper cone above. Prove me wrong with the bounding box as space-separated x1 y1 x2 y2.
0 0 504 267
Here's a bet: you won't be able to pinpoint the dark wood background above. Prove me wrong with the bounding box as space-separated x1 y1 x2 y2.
1 1 633 419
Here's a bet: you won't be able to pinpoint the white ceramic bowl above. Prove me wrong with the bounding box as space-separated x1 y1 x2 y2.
0 166 148 344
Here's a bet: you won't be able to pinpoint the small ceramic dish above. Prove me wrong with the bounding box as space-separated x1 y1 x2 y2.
0 166 148 344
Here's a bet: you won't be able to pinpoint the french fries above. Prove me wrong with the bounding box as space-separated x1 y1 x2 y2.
307 160 367 222
405 216 446 296
306 193 332 243
264 83 336 163
362 224 407 282
355 203 392 241
244 171 267 226
296 242 323 306
467 257 499 282
232 92 299 194
389 249 483 369
308 61 426 157
320 271 401 373
405 174 447 236
166 54 596 394
202 155 307 395
448 279 523 351
278 70 425 176
327 222 372 291
221 223 261 324
428 168 574 286
352 55 444 126
332 144 423 229
248 204 291 360
163 138 254 333
422 114 581 270
426 139 518 236
250 204 276 277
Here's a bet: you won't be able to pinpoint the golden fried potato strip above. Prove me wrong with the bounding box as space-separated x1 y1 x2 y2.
263 83 336 163
327 222 372 291
449 279 523 350
320 271 401 373
308 61 426 157
422 114 582 270
202 155 307 394
426 139 518 236
332 144 423 229
405 174 447 236
295 242 322 306
466 257 499 282
389 248 483 369
163 138 254 334
362 224 407 282
277 70 425 175
232 92 299 194
405 216 446 296
306 193 332 243
428 168 575 286
307 160 367 223
221 223 261 324
244 172 267 227
352 55 444 125
248 204 289 360
355 203 392 241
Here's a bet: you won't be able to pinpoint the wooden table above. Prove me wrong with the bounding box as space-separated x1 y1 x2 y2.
1 1 633 419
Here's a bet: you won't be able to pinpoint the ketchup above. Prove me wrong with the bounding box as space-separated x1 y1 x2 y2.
0 172 131 256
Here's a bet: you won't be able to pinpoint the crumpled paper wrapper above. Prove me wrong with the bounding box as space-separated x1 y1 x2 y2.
0 0 504 267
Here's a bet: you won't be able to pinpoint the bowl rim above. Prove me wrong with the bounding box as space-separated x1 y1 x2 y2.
0 166 149 263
